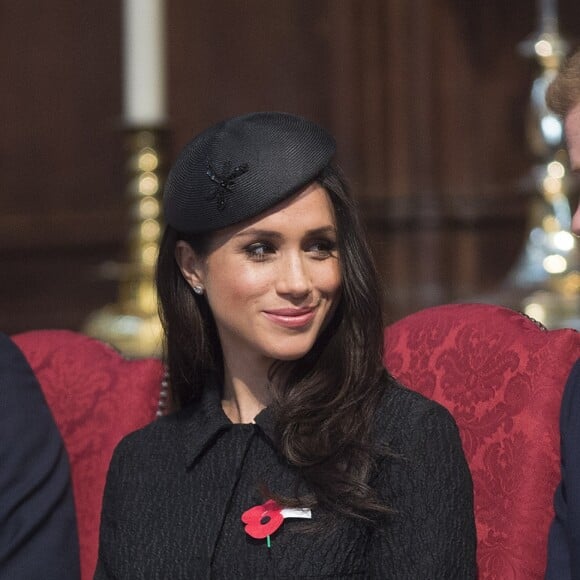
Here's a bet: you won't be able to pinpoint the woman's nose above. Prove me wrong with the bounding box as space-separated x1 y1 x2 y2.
276 254 312 297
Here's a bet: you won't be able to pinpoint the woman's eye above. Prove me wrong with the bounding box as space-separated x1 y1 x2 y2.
245 243 275 261
308 240 337 258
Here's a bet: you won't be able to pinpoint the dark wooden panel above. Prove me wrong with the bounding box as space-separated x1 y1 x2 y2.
2 1 580 334
167 0 336 153
0 244 121 334
0 2 124 227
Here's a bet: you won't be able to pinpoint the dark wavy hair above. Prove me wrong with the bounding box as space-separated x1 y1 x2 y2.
156 165 391 523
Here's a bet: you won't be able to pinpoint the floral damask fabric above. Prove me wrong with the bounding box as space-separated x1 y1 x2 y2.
12 303 580 579
384 303 580 579
12 330 164 580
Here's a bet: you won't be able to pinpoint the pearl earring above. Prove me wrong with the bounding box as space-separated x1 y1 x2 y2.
193 285 204 295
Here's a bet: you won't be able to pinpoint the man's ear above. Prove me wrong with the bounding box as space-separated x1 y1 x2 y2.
175 241 205 289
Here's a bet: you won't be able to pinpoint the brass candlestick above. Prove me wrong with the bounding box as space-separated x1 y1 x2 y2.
83 128 166 357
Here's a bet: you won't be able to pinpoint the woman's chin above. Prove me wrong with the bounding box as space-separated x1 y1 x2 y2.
270 346 314 362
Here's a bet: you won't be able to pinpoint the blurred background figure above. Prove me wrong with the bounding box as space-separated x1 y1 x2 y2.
544 47 580 580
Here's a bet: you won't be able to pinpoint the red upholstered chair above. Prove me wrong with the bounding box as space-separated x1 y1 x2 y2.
11 303 580 580
384 303 580 579
12 330 165 580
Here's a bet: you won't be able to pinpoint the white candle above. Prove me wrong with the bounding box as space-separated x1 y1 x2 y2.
537 0 558 32
123 0 166 126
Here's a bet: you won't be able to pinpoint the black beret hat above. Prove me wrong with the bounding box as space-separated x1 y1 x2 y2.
163 111 336 234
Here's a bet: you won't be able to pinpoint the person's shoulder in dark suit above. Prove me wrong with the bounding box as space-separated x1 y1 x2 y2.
546 358 580 580
0 332 80 580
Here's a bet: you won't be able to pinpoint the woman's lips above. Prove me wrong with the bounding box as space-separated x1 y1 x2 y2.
262 307 317 328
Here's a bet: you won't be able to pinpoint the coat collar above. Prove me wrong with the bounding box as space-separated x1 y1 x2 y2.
181 383 277 468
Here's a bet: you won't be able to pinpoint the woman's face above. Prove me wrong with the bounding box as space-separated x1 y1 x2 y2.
176 182 341 374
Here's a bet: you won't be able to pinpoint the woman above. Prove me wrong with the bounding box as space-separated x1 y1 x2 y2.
95 112 476 579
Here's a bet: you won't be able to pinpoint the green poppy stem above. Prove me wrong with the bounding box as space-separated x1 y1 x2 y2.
267 535 271 549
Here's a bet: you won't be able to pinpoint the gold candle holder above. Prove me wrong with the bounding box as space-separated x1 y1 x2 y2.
83 128 166 357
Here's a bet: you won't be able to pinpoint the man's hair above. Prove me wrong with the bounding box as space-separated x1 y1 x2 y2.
546 49 580 116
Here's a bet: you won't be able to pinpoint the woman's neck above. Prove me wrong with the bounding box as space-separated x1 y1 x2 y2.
220 360 273 424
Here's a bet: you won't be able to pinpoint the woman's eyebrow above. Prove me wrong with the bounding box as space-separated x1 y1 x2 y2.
306 226 338 236
234 225 337 240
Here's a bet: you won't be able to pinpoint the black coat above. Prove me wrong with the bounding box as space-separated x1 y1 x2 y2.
0 333 80 580
95 380 476 579
546 359 580 579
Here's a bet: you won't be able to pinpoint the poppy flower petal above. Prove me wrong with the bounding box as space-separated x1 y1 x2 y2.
244 511 284 539
241 504 267 524
262 499 282 511
241 500 285 539
241 500 283 524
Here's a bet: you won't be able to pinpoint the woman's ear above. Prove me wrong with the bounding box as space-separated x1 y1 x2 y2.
175 241 205 290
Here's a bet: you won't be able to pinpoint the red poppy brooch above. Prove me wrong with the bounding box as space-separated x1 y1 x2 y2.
241 500 312 548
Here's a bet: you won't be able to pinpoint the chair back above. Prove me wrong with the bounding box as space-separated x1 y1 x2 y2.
12 330 163 580
384 303 580 579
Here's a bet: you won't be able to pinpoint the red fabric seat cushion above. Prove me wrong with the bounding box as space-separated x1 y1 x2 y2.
12 330 163 580
384 303 580 579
